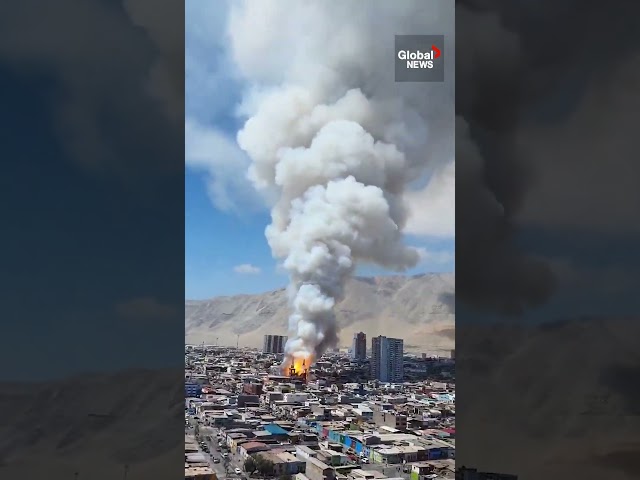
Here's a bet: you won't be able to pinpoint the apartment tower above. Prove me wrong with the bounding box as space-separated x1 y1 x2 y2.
263 334 287 354
371 336 404 382
351 332 367 361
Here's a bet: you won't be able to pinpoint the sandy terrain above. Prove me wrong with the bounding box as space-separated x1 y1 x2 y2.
186 273 455 354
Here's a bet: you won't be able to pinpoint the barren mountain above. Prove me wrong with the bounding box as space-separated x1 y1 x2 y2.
457 318 640 480
0 369 184 479
185 273 455 354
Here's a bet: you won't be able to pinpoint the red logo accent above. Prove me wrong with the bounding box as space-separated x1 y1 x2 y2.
432 45 441 59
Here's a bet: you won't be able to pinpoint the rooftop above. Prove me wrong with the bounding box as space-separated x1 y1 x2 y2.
241 442 270 451
264 423 289 435
185 466 215 476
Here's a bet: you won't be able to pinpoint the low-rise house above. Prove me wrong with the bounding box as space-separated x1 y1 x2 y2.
317 449 349 467
277 451 307 474
263 423 291 441
185 465 216 480
239 441 270 459
296 445 320 461
226 433 247 449
259 452 288 476
305 457 336 480
348 469 386 480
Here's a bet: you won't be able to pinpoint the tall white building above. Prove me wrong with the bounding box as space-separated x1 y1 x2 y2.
371 336 404 382
351 332 367 361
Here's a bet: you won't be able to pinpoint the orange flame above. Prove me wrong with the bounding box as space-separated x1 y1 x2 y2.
283 355 313 376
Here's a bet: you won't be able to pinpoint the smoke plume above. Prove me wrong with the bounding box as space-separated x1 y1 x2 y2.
227 0 454 363
453 4 558 315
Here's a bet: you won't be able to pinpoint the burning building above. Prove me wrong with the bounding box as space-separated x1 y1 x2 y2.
286 357 310 383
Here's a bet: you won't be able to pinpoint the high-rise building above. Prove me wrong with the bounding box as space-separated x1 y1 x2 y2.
263 335 287 354
371 336 404 382
351 332 367 361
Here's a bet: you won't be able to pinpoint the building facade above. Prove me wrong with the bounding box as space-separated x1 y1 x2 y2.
371 336 404 382
263 334 288 354
351 332 367 361
373 410 408 430
185 382 202 398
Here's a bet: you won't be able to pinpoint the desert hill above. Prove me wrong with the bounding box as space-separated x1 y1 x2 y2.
457 318 640 479
185 273 455 354
0 369 184 479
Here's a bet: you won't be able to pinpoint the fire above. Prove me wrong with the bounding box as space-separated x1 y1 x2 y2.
283 355 313 377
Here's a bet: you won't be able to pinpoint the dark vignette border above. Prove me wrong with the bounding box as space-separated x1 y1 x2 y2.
455 1 640 479
0 1 185 478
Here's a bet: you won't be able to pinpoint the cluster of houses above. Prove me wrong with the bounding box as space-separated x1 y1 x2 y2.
185 346 456 480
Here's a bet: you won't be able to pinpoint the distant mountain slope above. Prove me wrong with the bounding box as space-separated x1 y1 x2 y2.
457 318 640 480
0 369 183 479
185 273 455 354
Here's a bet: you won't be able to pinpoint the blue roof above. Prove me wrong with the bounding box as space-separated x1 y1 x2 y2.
264 423 288 435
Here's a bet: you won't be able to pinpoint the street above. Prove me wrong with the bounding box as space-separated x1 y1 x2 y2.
188 420 246 480
188 421 415 480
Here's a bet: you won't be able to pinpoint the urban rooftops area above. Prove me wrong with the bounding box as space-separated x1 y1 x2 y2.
185 335 455 480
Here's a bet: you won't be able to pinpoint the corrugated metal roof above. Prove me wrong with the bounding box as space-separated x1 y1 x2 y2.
240 442 269 451
264 423 289 435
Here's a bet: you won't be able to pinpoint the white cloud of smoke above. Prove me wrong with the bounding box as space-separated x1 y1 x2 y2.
404 161 455 237
185 118 263 214
227 0 454 362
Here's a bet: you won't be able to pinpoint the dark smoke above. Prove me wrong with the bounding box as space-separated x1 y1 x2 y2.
455 1 640 478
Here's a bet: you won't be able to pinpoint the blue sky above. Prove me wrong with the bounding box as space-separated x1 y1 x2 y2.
186 164 455 298
184 3 455 299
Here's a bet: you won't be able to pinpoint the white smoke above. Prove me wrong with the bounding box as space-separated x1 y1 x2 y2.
227 0 454 363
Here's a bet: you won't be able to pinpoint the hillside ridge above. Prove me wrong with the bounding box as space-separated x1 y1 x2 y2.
185 273 455 354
